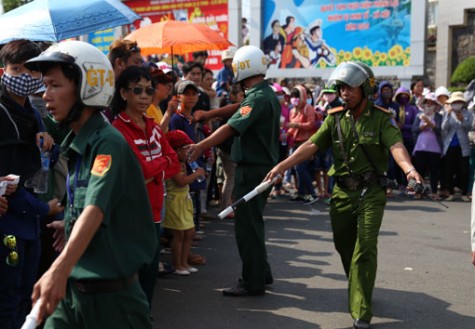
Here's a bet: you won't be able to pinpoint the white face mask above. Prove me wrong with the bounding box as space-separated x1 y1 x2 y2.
424 105 437 114
451 103 464 111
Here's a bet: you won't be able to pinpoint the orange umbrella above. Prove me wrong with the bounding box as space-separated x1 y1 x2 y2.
125 20 234 56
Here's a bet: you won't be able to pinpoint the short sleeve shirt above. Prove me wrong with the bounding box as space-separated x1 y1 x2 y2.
310 103 402 176
62 113 157 280
227 81 280 166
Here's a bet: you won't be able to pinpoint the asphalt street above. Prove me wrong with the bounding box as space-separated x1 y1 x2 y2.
153 194 474 329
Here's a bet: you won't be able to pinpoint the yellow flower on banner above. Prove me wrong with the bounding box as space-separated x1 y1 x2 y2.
353 47 362 59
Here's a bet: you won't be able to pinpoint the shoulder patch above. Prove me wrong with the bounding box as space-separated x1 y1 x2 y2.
240 105 252 116
374 104 391 114
327 106 345 115
91 154 112 177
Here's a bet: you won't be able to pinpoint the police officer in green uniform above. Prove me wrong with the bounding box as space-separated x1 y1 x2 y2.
266 61 423 329
25 41 157 328
188 45 280 296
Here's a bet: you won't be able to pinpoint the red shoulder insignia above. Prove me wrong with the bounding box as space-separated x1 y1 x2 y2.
240 105 252 116
91 155 112 177
327 106 345 115
374 105 391 114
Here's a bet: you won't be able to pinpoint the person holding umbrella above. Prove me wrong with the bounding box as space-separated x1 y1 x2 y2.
25 41 157 328
187 45 280 296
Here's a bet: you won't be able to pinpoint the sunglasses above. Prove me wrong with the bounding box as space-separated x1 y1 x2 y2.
3 235 19 266
128 44 141 53
126 87 155 96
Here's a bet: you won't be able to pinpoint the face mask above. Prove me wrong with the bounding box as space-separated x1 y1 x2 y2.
306 98 313 105
424 105 437 114
451 103 463 111
397 95 409 105
277 94 285 102
290 97 300 107
381 90 392 99
2 72 43 97
323 94 336 103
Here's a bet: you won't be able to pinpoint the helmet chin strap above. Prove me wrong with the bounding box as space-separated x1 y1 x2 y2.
58 100 86 129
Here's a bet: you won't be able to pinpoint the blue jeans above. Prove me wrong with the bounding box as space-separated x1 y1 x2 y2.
294 152 316 197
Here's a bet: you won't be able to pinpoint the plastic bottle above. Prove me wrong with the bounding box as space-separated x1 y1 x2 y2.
205 156 213 172
188 161 205 183
34 140 50 194
280 128 287 146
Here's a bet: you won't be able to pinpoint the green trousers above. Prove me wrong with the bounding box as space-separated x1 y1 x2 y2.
234 164 273 292
330 183 386 322
44 280 152 329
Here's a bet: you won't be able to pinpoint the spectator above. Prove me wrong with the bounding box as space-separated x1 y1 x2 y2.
216 48 235 101
411 92 443 199
410 78 425 107
0 39 62 329
192 51 208 66
201 68 219 109
287 85 318 204
164 130 206 275
111 65 181 311
441 91 473 201
108 39 143 78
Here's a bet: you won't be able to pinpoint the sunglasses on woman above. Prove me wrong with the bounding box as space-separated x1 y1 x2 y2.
126 86 155 96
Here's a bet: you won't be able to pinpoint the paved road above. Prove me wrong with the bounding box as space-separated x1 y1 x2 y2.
153 195 474 329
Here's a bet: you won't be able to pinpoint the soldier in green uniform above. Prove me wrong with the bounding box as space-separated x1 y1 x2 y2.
25 41 157 328
266 61 423 329
188 45 280 296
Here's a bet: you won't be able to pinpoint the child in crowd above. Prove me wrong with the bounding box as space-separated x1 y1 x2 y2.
164 130 206 275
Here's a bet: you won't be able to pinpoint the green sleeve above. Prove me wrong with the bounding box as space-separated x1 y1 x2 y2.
227 98 262 135
310 114 334 151
380 114 403 147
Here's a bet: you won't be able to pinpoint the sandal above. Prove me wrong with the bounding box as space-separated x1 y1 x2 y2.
188 253 207 265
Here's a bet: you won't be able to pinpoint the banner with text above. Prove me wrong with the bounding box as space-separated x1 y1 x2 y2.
125 0 229 70
262 0 411 70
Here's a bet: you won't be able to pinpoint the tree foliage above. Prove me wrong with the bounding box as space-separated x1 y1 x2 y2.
451 56 475 86
3 0 32 13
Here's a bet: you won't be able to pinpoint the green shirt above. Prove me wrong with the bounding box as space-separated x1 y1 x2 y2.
62 113 157 280
228 80 280 166
310 102 402 176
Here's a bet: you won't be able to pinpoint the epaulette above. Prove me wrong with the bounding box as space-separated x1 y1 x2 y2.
373 104 391 114
327 106 345 115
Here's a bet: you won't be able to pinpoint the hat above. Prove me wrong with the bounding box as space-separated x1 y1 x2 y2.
435 86 450 98
221 47 236 61
281 86 290 96
445 91 467 104
156 61 172 74
322 87 336 94
175 80 199 95
271 83 283 93
151 70 173 85
422 92 440 105
166 130 194 149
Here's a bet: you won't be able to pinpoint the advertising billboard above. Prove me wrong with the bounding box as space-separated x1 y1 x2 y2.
261 0 423 79
125 0 229 70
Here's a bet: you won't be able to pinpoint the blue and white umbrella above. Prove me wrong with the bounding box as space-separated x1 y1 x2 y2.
0 0 141 44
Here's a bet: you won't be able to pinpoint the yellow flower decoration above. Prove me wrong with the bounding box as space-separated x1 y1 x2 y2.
353 47 363 59
344 52 352 61
363 49 372 60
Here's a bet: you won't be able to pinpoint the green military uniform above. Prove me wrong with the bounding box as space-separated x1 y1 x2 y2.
227 80 280 292
310 102 402 322
45 113 157 329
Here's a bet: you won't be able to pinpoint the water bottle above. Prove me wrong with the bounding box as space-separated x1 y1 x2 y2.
205 156 213 173
280 128 287 146
189 161 205 183
34 140 50 194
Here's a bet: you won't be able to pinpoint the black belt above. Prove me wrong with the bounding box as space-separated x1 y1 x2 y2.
72 273 138 294
335 172 379 191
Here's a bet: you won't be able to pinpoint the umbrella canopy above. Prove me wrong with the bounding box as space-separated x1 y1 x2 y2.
0 0 141 44
125 20 234 56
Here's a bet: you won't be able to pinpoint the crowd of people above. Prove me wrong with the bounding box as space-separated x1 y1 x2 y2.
0 34 475 329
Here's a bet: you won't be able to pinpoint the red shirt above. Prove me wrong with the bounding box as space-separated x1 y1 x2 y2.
113 113 180 223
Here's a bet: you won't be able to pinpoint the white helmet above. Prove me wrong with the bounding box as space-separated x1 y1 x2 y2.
25 40 114 108
435 86 450 98
221 47 236 61
232 45 267 82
